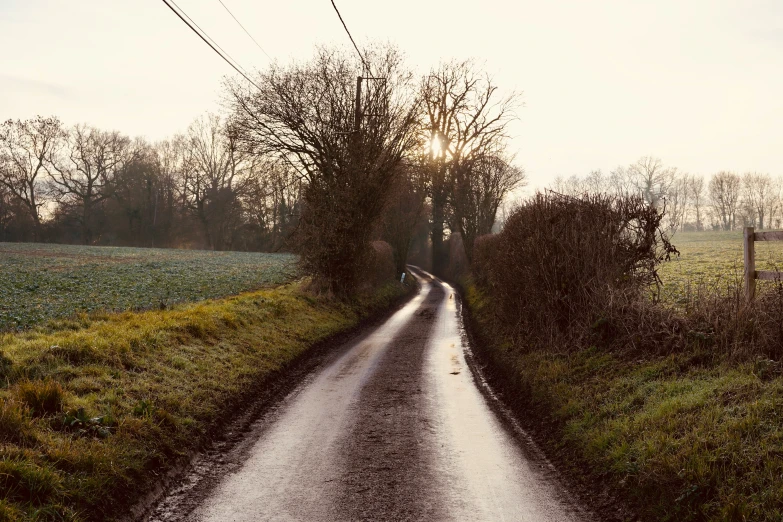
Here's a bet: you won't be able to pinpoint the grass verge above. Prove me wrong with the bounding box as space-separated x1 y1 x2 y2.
462 279 783 522
0 278 413 521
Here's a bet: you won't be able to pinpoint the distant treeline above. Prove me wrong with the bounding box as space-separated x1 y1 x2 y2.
2 48 528 294
0 115 302 251
551 157 783 232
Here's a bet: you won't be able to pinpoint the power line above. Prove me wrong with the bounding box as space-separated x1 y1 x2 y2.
217 0 273 62
168 0 250 77
329 0 370 73
160 0 262 91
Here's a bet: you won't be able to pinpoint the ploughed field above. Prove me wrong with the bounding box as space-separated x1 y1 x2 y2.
659 230 783 305
0 243 298 331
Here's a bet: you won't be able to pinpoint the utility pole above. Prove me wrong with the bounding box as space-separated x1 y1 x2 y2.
354 76 363 133
352 76 386 134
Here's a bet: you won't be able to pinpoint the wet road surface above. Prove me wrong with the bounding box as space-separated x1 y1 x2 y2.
150 269 590 522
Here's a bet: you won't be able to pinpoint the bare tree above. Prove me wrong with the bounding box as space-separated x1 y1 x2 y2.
180 114 256 250
378 161 427 277
708 171 741 230
583 169 606 194
48 124 136 244
551 170 605 197
241 161 303 251
742 172 776 230
0 185 17 241
608 166 634 197
663 174 688 233
624 156 677 208
103 140 180 248
552 174 585 196
421 60 518 275
769 176 783 229
227 45 420 292
687 174 706 231
452 151 526 261
0 116 63 240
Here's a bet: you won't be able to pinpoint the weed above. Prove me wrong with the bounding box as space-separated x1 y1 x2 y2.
15 381 65 416
0 351 13 381
131 399 154 418
0 500 22 522
0 400 33 444
0 460 61 506
58 408 113 439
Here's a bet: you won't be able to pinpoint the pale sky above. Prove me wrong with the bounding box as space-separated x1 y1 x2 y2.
2 0 782 189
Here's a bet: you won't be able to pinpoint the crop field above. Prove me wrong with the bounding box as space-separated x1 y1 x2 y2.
0 243 298 331
659 231 783 305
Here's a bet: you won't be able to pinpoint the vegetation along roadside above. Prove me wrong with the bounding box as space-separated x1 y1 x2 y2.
464 191 783 522
0 275 414 521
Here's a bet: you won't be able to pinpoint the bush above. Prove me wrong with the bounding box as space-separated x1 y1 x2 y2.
472 234 500 287
473 191 677 344
680 279 783 361
468 191 783 521
363 241 396 287
443 233 469 281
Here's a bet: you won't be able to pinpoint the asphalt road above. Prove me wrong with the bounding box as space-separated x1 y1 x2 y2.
150 269 590 522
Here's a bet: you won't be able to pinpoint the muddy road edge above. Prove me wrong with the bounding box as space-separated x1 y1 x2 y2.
455 281 638 522
124 280 419 522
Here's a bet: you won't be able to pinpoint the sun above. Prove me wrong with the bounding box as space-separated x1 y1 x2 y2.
429 135 444 158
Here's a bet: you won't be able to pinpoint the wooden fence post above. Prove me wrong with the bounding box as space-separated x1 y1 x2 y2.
744 226 756 303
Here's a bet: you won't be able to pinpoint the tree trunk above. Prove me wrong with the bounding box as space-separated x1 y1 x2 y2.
83 200 92 245
431 197 446 276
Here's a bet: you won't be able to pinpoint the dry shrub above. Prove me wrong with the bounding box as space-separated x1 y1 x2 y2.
443 232 469 281
597 272 783 360
473 191 783 361
362 240 396 287
297 188 375 296
678 281 783 361
473 192 677 345
472 234 500 287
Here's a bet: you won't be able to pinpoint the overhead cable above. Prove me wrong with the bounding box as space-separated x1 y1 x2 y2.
329 0 371 74
217 0 273 62
160 0 262 91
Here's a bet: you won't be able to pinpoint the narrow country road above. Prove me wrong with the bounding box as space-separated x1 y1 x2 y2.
150 269 590 522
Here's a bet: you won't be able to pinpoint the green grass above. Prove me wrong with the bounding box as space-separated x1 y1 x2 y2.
0 243 299 331
0 277 413 521
659 231 783 306
464 280 783 522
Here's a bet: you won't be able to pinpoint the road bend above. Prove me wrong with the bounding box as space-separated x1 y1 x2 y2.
151 269 590 522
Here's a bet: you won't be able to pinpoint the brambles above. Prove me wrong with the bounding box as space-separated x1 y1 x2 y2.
0 243 298 331
473 191 677 341
468 193 783 520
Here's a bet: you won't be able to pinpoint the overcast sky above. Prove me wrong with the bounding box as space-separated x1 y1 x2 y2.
1 0 782 189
